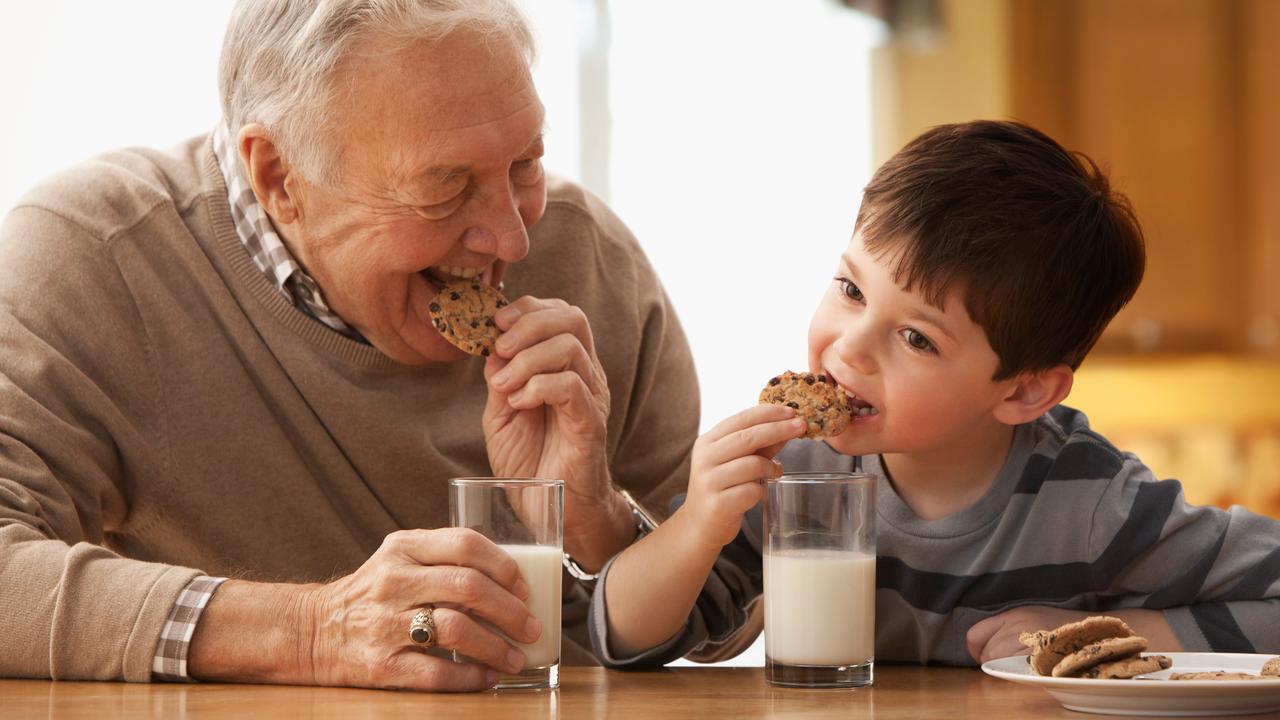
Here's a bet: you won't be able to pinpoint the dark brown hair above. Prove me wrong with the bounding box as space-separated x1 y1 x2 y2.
856 120 1145 380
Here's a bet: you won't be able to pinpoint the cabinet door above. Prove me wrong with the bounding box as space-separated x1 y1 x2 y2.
1011 0 1244 354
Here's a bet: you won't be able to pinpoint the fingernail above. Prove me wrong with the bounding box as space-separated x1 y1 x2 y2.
492 368 510 387
485 669 500 686
508 389 524 404
792 418 806 431
525 616 542 641
507 649 525 673
513 579 530 601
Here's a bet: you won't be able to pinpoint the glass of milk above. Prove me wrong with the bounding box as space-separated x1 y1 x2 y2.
449 477 564 690
764 472 876 688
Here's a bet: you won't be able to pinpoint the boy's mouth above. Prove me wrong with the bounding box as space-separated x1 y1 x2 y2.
845 390 879 418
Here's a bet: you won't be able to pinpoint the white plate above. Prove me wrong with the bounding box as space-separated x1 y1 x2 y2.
981 652 1280 716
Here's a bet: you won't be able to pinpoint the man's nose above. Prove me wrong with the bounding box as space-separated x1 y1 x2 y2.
461 191 531 262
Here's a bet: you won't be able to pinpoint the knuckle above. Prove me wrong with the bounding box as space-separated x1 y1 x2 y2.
445 567 481 602
432 609 463 647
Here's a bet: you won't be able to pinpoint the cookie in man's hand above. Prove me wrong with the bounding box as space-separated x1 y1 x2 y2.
427 280 509 356
758 371 854 439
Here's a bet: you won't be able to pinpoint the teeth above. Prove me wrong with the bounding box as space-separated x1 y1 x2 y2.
856 407 879 417
430 265 484 280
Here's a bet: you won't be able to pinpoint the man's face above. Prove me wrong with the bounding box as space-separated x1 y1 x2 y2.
282 30 547 364
808 232 1016 459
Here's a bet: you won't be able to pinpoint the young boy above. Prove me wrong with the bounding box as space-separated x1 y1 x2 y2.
587 120 1280 667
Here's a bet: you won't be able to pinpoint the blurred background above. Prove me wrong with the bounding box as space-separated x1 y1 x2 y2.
3 0 1279 664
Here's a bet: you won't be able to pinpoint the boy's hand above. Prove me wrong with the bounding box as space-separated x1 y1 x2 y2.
965 606 1184 664
681 404 807 552
965 606 1087 664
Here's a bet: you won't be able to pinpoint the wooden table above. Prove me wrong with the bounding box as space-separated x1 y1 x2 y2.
0 666 1150 719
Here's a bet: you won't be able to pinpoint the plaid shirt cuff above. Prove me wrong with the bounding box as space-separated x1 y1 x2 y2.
152 575 227 682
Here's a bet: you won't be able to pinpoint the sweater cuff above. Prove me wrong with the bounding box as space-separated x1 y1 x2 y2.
1164 606 1212 651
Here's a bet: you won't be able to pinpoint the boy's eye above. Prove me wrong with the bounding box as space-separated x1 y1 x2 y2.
903 328 936 353
836 277 864 302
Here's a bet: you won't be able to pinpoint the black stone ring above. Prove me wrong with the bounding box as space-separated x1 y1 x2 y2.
409 605 437 648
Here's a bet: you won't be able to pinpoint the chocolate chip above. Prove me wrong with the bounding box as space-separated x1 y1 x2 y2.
429 302 441 312
497 300 508 308
804 374 815 385
471 283 480 290
818 374 828 383
469 321 479 328
786 401 800 409
450 292 460 300
484 318 495 327
769 377 781 386
481 348 490 357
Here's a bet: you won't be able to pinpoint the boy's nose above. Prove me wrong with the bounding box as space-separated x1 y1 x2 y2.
835 328 877 376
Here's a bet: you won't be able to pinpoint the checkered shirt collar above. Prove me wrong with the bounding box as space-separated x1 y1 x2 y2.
211 122 364 342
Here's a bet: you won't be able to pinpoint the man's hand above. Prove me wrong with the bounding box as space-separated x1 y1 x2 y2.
192 528 542 692
681 404 805 552
965 606 1184 665
482 295 626 566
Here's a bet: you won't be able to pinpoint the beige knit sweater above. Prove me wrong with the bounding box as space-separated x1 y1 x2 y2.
0 136 698 681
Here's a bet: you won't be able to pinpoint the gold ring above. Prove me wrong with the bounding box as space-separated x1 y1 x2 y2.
409 605 437 648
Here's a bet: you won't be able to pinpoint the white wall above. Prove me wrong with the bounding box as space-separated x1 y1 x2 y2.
0 1 879 669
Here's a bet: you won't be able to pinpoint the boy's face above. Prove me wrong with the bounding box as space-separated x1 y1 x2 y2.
809 232 1017 458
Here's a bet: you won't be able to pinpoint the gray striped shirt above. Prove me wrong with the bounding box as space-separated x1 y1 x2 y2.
589 405 1280 666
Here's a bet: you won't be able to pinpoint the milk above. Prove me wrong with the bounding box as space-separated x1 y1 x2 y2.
764 549 875 666
500 544 562 668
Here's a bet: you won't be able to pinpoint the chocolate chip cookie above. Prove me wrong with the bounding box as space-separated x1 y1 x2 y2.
427 280 509 356
1019 616 1135 677
758 371 854 439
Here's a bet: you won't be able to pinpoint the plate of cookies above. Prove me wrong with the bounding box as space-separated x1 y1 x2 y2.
981 617 1280 716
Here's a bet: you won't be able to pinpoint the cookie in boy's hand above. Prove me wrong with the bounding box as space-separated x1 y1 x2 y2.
758 371 854 439
427 280 509 356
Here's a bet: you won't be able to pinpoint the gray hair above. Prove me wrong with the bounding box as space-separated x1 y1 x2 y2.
218 0 536 184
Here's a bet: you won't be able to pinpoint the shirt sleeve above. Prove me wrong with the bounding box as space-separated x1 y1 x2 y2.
152 576 227 681
1089 455 1280 652
588 500 766 668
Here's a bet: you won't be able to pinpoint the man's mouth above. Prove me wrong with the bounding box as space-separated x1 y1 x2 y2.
421 264 494 289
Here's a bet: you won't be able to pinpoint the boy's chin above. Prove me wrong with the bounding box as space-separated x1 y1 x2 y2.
822 429 879 457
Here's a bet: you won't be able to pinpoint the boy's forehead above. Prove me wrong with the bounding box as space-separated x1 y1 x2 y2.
842 233 971 332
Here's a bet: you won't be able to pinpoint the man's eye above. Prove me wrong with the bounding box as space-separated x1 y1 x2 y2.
903 328 936 353
511 158 543 184
416 194 465 220
836 277 864 302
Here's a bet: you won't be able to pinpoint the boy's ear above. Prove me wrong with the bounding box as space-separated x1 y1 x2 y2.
992 364 1074 425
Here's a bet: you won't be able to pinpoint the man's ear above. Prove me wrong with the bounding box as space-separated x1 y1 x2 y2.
238 123 304 225
992 364 1074 426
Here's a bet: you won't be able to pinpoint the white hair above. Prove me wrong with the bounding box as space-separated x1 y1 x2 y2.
218 0 536 184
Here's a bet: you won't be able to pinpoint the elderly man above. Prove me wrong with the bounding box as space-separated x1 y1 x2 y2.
0 0 697 692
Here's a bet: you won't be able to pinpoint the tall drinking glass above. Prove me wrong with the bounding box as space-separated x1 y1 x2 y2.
764 472 876 688
449 477 563 690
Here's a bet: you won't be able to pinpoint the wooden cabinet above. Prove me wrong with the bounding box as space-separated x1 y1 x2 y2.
1009 0 1280 355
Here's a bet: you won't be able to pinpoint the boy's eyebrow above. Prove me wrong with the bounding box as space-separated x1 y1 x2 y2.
842 254 958 345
